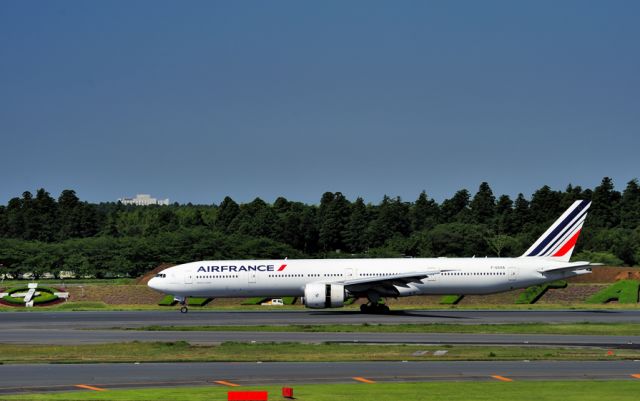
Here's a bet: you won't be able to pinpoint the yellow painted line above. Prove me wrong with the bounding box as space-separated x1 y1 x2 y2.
491 375 513 382
214 380 241 387
75 384 107 392
353 376 376 384
631 374 640 379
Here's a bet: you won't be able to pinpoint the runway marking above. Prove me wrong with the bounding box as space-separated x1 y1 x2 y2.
491 375 513 382
353 376 376 384
631 374 640 379
215 380 241 387
74 384 106 391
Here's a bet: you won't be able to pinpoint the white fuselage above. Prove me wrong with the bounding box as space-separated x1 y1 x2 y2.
147 257 589 299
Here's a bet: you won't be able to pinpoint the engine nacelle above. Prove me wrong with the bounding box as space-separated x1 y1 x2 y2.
302 283 346 309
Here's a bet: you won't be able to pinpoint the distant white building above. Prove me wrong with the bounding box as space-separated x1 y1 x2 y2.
118 194 170 206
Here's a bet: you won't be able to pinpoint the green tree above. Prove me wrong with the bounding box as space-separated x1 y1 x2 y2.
424 223 490 257
216 196 240 233
299 207 319 254
620 179 640 229
63 252 93 278
31 188 58 242
366 196 411 248
344 197 370 253
486 234 517 257
228 198 277 238
57 189 99 239
4 197 25 238
0 205 6 237
494 194 514 234
561 184 589 210
470 182 496 224
529 185 563 226
318 192 350 252
411 191 439 231
590 177 621 228
441 189 471 222
511 193 531 229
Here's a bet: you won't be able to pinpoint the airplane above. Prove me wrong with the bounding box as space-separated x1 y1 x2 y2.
148 200 594 313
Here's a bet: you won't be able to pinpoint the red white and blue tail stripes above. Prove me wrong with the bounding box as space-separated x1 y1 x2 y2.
521 200 591 262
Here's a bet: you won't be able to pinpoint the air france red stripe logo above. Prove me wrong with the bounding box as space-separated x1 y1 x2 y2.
278 264 287 271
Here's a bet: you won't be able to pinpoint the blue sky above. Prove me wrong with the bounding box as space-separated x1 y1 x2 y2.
1 1 638 205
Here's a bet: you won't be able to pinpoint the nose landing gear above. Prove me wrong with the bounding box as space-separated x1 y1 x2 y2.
174 296 188 313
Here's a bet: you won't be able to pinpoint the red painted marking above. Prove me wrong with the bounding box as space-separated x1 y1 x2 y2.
553 229 581 257
227 391 268 401
278 264 287 271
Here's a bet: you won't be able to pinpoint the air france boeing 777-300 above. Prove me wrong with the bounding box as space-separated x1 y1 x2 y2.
148 200 595 313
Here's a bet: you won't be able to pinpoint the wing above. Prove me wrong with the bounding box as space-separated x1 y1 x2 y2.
339 270 452 296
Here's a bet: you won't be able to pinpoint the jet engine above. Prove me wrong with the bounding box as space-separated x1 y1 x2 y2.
302 283 346 309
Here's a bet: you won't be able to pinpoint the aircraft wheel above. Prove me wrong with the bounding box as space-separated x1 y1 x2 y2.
180 306 188 313
380 304 390 314
360 304 369 313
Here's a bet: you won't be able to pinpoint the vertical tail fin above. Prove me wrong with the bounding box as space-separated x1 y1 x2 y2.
521 200 591 262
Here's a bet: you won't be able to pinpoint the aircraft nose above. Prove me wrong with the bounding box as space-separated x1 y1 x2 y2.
148 277 161 292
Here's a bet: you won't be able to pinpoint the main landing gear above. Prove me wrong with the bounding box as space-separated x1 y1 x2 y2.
174 296 188 313
360 291 390 314
360 302 390 314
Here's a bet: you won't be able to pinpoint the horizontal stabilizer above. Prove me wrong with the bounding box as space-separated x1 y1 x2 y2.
536 261 593 274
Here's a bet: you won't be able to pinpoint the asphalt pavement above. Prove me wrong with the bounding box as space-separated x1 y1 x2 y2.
2 309 640 329
3 309 640 395
1 328 640 347
2 361 640 395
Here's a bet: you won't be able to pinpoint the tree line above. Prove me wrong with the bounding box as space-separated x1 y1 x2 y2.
0 177 639 279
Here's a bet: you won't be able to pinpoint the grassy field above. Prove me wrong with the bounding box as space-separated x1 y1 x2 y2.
4 381 640 401
0 342 637 364
132 322 640 336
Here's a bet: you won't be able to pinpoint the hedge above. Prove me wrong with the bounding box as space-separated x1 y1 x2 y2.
1 286 60 305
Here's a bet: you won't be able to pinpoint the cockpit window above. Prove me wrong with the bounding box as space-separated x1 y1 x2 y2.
155 273 167 278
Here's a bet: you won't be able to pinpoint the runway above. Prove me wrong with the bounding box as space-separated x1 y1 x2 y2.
3 309 640 329
3 309 640 347
2 309 640 394
2 361 640 394
2 328 640 348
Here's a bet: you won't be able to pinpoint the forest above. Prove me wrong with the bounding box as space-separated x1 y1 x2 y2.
0 177 638 279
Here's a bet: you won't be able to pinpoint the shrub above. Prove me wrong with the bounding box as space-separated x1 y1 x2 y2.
1 286 61 305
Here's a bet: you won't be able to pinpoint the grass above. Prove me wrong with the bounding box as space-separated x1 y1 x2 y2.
4 381 640 401
515 280 567 304
586 280 640 304
0 342 638 364
131 322 640 336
